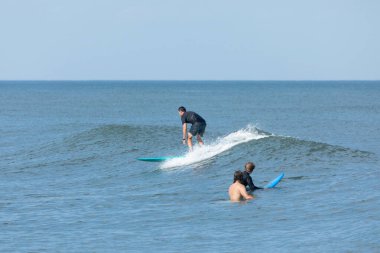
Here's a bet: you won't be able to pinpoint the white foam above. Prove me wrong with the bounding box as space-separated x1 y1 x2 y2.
160 125 269 169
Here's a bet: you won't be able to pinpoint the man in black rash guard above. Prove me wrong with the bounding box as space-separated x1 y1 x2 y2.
178 106 207 151
242 162 263 192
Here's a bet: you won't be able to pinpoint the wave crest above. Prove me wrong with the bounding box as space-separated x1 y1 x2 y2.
160 125 269 169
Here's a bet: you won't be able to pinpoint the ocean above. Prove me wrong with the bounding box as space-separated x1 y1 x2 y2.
1 81 379 252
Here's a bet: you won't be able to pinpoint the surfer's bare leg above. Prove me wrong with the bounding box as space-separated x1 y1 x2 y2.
196 134 204 146
187 133 193 151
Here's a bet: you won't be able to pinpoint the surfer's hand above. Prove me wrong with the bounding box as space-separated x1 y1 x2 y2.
182 139 186 145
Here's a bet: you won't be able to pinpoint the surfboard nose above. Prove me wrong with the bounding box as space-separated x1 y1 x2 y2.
137 156 183 162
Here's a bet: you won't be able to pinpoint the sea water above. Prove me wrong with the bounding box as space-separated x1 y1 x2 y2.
0 81 379 252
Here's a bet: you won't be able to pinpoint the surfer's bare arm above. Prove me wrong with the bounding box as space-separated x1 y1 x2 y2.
182 123 187 144
240 185 253 200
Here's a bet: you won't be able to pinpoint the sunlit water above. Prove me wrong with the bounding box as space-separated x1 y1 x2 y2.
1 81 379 252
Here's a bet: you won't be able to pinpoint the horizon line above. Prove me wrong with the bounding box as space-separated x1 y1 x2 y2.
0 79 379 82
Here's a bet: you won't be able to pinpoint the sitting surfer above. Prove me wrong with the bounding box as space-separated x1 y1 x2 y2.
242 162 263 192
178 106 207 151
229 170 254 202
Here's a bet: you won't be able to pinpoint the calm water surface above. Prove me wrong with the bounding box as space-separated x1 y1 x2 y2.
0 81 379 252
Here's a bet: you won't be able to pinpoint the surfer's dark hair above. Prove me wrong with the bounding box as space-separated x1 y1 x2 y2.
233 170 243 183
245 162 255 172
178 106 186 112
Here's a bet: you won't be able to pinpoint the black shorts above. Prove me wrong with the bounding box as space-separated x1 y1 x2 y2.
189 122 206 137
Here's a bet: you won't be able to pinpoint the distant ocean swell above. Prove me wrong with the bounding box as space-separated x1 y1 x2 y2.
3 124 374 174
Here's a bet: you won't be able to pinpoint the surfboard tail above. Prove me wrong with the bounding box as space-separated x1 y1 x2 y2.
264 172 284 188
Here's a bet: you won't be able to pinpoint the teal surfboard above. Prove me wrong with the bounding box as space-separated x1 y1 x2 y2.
137 156 184 162
264 172 284 188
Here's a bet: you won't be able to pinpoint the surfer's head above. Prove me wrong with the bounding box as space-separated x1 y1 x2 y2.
178 106 186 112
245 162 255 173
178 106 186 116
233 170 243 183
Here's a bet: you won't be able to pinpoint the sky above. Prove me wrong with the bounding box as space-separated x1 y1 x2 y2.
0 0 379 80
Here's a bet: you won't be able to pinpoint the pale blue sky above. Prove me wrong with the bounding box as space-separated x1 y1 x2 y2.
0 0 379 80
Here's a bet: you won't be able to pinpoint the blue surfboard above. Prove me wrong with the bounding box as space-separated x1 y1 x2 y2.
137 156 184 162
264 172 284 188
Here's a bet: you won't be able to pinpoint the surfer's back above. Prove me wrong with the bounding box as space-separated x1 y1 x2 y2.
229 171 254 202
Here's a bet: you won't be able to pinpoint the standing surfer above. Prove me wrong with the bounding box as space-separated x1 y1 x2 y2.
178 106 207 151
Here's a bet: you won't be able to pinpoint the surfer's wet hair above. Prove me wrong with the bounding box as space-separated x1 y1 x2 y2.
233 170 243 183
178 106 186 112
245 162 255 172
